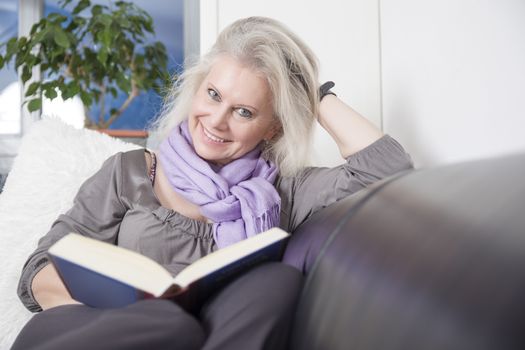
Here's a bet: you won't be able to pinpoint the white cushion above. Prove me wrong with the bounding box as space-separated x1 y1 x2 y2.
0 118 139 349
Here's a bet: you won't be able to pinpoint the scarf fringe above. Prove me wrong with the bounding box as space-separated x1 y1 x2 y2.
251 203 281 235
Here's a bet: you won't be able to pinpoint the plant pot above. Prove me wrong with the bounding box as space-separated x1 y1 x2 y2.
98 129 149 147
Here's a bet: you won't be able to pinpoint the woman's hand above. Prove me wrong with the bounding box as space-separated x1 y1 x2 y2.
31 263 82 310
317 94 383 159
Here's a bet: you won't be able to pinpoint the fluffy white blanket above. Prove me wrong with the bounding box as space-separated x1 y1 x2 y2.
0 118 139 349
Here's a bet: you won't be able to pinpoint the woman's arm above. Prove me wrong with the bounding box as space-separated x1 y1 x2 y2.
276 93 413 232
318 94 384 159
17 152 129 312
31 264 81 310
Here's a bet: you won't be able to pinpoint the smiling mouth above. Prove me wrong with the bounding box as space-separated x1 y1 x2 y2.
203 126 231 143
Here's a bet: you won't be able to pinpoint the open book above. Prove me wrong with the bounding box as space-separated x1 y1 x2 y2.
47 228 290 312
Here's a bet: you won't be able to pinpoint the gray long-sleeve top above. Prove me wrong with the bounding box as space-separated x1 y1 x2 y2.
17 135 413 312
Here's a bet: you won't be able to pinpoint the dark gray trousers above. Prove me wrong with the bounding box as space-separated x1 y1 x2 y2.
12 262 303 350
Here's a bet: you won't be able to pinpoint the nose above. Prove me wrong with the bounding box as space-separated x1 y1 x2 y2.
207 104 230 130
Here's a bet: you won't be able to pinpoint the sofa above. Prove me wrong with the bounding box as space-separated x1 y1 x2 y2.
1 118 524 349
283 150 525 350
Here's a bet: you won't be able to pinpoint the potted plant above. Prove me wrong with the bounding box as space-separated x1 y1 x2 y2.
0 0 171 132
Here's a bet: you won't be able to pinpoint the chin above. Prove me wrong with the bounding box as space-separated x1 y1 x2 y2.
192 143 229 165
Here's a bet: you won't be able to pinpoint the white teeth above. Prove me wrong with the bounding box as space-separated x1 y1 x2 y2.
203 127 227 143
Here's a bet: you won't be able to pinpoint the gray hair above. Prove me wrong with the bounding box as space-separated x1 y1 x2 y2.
150 16 319 177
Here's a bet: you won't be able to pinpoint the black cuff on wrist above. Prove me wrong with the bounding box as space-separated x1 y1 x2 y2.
319 81 336 101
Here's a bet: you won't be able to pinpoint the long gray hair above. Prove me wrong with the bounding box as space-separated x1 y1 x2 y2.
150 16 319 177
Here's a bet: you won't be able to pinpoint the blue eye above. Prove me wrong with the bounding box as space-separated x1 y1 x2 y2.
207 89 220 101
236 108 253 119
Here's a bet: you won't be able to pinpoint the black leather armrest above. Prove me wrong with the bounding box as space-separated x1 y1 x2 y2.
290 153 525 350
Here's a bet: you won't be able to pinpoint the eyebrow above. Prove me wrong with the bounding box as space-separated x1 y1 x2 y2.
208 82 259 113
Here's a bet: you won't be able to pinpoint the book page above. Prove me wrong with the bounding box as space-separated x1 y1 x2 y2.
173 227 289 287
49 234 174 295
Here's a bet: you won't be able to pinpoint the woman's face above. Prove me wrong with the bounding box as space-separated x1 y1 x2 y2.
188 55 278 165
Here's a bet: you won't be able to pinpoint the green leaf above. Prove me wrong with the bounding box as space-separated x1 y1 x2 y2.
134 54 145 67
91 4 103 16
69 82 81 96
25 82 40 97
27 98 42 112
58 0 74 8
55 81 66 96
101 28 112 48
118 17 131 28
73 17 87 28
26 53 39 68
0 55 4 69
116 73 131 93
44 86 58 99
97 50 108 66
54 29 70 48
80 90 93 107
61 87 73 99
62 81 81 100
21 65 32 84
143 18 154 33
61 83 74 99
50 49 64 65
30 21 41 36
109 87 118 97
72 0 91 15
17 37 28 49
47 13 67 24
6 37 18 58
33 26 50 44
99 14 112 26
15 52 27 70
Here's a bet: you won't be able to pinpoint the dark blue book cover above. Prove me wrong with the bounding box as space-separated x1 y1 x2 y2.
47 229 289 311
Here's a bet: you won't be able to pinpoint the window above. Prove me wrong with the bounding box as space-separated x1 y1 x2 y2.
43 0 184 130
0 0 20 135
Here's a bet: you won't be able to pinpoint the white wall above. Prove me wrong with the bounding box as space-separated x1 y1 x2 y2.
199 0 381 167
381 0 525 167
197 0 525 169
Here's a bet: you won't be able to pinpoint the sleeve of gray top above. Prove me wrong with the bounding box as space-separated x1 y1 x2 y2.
278 134 413 232
17 152 128 312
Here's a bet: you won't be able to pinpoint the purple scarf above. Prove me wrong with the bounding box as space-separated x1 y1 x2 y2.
158 121 281 248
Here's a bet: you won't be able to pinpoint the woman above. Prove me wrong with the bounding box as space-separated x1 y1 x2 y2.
13 16 412 349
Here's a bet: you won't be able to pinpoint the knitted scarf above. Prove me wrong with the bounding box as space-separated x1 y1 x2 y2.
158 121 281 248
